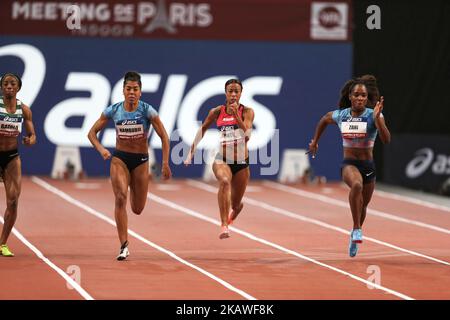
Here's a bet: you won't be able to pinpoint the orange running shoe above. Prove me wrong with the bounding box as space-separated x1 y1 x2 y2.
227 203 243 225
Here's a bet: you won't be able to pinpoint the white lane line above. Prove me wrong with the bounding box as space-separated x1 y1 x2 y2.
154 184 182 191
0 216 93 300
31 176 255 300
264 181 450 235
75 183 102 190
188 179 450 267
374 189 450 213
147 192 414 300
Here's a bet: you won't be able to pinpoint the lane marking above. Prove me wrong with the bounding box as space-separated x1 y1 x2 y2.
374 189 450 213
154 184 182 191
188 179 450 267
0 216 93 300
31 176 255 300
264 181 450 235
147 188 414 300
75 183 102 189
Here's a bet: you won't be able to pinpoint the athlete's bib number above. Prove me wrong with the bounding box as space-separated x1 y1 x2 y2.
341 121 367 139
0 118 22 137
116 120 145 139
221 126 245 145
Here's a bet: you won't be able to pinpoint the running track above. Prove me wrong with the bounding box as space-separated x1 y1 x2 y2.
1 177 449 300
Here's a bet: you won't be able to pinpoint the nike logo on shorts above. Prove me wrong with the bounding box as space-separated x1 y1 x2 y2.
141 158 148 161
366 172 374 177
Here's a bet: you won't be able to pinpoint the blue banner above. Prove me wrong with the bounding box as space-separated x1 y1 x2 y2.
0 36 351 180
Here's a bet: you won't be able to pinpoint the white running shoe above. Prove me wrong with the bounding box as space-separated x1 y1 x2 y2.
117 241 130 261
219 225 230 239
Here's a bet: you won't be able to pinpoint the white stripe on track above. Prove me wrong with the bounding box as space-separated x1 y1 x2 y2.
148 189 414 300
264 181 450 235
188 179 450 267
31 176 255 300
0 216 94 300
374 189 450 213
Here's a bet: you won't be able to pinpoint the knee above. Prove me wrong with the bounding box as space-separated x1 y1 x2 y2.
350 181 363 193
115 192 127 208
219 177 230 189
7 198 19 212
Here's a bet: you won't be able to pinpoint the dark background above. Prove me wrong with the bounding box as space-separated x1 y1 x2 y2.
353 0 450 180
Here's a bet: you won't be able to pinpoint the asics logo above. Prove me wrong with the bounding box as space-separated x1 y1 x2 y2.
3 116 20 122
121 119 137 125
405 148 433 178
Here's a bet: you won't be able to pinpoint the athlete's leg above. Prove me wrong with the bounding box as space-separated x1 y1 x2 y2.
342 165 364 229
0 157 21 246
361 181 375 227
110 157 130 246
212 161 232 226
229 167 249 224
129 161 149 215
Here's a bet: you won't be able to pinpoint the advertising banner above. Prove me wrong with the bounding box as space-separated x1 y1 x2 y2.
384 134 450 194
0 0 352 42
1 36 351 178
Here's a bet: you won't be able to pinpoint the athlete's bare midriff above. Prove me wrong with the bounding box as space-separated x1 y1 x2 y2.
0 136 18 152
115 137 149 154
343 147 373 160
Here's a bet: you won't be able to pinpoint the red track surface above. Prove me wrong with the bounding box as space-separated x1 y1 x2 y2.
1 177 449 300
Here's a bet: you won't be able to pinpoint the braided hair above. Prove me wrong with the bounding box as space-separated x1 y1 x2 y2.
338 74 379 109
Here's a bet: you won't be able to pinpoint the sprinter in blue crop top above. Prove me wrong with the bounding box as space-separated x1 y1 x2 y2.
307 75 391 258
88 71 172 261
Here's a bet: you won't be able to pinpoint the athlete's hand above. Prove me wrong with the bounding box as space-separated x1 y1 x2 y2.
374 96 384 119
184 152 193 166
161 163 172 180
100 148 111 160
229 101 239 116
22 135 36 146
307 139 318 158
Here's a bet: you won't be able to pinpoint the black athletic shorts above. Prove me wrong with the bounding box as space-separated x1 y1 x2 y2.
215 153 249 176
341 158 376 184
0 149 19 172
113 150 149 172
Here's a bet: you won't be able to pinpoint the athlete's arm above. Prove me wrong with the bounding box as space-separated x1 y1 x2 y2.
242 107 255 141
373 97 391 144
21 104 36 146
308 111 335 158
87 113 111 160
151 115 172 179
184 106 220 165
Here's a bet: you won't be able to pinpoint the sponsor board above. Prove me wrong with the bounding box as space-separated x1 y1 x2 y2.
0 0 352 41
1 36 351 178
384 134 450 194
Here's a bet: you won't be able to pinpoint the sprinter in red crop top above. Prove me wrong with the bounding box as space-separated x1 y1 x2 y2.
184 79 255 239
